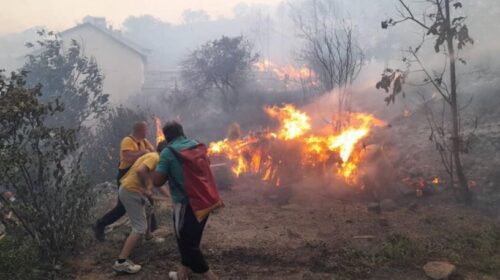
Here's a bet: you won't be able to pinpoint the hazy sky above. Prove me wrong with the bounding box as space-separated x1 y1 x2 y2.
0 0 282 35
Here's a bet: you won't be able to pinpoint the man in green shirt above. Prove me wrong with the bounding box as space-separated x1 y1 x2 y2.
153 121 218 280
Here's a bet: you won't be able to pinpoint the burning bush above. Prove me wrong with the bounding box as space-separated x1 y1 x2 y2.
207 104 385 187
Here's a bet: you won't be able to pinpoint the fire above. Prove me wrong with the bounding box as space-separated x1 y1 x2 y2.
432 177 440 185
264 104 311 140
154 117 165 145
254 60 315 81
208 104 385 186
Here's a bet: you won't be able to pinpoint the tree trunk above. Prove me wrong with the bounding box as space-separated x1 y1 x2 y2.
445 0 472 203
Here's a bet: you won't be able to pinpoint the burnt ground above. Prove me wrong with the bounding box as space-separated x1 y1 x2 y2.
64 107 500 280
64 179 500 280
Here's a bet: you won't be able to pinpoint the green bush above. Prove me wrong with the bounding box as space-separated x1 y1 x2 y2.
0 69 95 265
0 236 42 280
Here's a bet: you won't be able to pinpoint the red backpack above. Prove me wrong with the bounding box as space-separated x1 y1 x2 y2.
168 143 224 222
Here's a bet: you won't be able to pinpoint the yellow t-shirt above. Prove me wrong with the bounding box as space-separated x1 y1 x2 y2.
120 152 160 193
119 136 154 169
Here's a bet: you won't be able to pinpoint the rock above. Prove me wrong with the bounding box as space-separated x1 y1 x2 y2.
423 261 456 279
53 264 62 271
351 238 377 254
153 237 166 243
378 218 390 227
286 229 301 239
353 235 375 240
380 199 398 211
367 202 381 214
408 202 419 212
399 184 416 196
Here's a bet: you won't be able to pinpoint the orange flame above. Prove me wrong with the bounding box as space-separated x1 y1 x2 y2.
432 177 440 185
154 117 165 145
208 105 385 187
254 59 315 81
264 104 311 140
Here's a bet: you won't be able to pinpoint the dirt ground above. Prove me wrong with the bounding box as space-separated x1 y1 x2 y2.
64 176 500 280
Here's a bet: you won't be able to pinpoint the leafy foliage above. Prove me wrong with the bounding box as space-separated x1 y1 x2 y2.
181 35 258 112
23 30 109 129
376 0 475 203
381 1 473 52
0 236 42 279
0 69 95 265
375 68 407 105
378 1 473 102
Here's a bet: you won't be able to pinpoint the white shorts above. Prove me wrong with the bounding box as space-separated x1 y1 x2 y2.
118 186 149 234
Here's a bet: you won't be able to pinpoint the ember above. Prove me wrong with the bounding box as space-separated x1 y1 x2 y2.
208 104 385 186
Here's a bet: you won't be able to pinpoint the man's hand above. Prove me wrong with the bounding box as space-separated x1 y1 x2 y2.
158 186 170 198
143 189 153 199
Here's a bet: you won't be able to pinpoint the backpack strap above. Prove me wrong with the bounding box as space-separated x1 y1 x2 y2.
168 146 182 163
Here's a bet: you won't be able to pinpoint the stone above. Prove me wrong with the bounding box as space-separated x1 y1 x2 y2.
367 202 381 214
378 218 390 227
408 202 419 212
380 199 398 211
399 184 416 196
423 261 456 279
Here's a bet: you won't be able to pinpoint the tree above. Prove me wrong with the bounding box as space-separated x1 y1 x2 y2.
376 0 474 203
291 0 364 130
181 35 258 112
0 69 94 267
23 30 109 129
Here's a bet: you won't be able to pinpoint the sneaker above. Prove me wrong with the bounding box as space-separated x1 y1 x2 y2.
168 271 178 280
92 222 105 242
113 259 142 274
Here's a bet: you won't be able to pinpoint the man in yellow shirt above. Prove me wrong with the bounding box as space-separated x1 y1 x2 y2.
113 140 168 274
94 122 155 241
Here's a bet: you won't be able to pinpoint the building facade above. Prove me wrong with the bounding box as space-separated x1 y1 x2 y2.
60 21 148 103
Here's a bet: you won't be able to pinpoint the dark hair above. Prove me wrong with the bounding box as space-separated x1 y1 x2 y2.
162 121 185 143
157 140 168 153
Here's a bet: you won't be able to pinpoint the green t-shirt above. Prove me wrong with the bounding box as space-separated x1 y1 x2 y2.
156 136 198 204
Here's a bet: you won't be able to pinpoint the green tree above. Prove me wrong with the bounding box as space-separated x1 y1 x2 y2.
0 69 94 268
23 30 109 129
376 0 474 203
181 35 258 112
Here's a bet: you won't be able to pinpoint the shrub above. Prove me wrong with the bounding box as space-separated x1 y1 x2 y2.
0 69 95 265
0 236 42 279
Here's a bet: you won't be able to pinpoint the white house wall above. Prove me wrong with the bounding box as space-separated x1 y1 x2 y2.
61 25 145 104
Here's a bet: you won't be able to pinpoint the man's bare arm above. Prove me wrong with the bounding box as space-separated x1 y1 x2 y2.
136 164 150 192
153 171 168 187
122 150 148 165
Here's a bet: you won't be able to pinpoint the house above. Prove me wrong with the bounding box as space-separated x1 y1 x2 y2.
60 18 148 103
